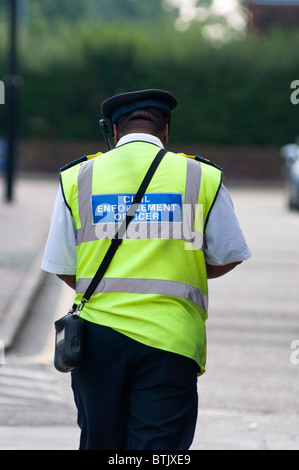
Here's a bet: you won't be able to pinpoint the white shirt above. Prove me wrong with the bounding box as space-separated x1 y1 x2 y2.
42 134 251 274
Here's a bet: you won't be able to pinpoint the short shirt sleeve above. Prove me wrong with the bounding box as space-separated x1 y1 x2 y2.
41 184 77 275
203 184 251 266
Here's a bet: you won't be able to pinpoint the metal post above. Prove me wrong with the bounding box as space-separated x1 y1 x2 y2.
5 0 19 202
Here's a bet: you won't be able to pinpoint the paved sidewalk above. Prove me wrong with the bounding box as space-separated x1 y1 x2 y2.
0 411 298 450
0 174 59 349
0 175 299 451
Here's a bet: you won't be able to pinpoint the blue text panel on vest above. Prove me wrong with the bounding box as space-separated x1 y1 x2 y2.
91 193 183 224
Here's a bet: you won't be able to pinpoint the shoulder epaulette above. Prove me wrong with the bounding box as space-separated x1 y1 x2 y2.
194 155 223 171
60 155 87 172
178 152 222 171
60 152 104 172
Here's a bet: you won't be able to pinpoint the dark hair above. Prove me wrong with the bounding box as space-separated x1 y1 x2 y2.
116 108 169 136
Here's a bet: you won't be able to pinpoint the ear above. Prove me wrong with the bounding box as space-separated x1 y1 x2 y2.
163 122 169 145
113 124 120 144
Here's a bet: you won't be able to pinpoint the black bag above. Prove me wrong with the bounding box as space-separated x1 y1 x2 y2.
54 148 167 373
54 308 85 373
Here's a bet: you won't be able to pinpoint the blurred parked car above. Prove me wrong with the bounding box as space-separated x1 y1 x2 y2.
280 137 299 210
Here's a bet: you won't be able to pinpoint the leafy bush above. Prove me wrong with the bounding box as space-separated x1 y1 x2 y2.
0 21 298 146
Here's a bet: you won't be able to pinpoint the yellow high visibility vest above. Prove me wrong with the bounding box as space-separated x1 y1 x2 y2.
60 141 222 373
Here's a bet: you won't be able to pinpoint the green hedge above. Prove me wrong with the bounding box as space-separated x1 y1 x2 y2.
1 22 299 146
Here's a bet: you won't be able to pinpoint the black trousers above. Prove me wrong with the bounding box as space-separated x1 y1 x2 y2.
71 321 199 450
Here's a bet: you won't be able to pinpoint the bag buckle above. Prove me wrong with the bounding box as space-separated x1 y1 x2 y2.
78 298 88 312
111 237 123 247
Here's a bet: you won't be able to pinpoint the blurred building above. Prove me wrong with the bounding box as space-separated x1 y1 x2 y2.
248 0 299 31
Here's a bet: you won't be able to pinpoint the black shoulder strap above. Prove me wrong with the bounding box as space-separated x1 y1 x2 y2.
76 148 167 310
195 155 223 172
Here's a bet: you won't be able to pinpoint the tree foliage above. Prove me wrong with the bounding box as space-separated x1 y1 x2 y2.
0 0 171 28
0 2 298 146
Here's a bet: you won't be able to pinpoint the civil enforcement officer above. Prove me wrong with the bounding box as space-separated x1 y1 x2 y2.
42 89 251 450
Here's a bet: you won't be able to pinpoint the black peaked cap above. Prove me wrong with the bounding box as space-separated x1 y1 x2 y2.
101 89 178 125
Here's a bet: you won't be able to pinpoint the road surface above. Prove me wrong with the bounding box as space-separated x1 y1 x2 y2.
1 185 299 450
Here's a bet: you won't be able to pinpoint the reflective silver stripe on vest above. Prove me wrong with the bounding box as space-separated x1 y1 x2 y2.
184 157 203 249
77 158 95 235
76 277 208 312
76 155 203 249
